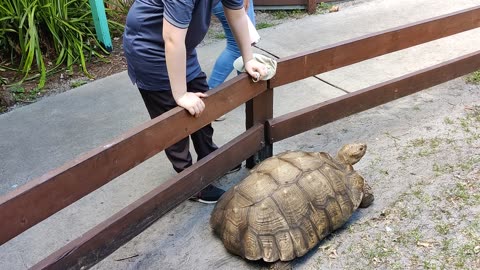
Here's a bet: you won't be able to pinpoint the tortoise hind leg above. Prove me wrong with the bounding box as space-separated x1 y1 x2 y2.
359 182 374 208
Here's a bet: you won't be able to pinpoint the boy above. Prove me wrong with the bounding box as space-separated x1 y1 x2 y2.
123 0 267 203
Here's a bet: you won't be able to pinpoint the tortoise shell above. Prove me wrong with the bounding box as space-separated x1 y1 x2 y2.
210 144 371 262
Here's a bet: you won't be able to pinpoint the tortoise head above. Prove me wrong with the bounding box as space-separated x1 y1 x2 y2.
336 143 367 165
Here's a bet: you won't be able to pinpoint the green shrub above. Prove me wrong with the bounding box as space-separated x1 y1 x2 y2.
105 0 134 17
0 66 6 85
0 0 125 88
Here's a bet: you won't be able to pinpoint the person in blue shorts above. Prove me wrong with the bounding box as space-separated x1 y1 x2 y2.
123 0 267 204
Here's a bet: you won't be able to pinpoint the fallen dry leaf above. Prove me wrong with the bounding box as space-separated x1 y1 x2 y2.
329 249 339 259
329 6 340 13
417 241 434 248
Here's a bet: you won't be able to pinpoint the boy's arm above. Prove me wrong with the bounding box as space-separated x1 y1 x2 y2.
224 8 267 79
163 19 207 117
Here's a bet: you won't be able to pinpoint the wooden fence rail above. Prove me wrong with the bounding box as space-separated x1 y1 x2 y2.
270 6 480 87
0 5 479 270
0 78 266 246
269 51 480 142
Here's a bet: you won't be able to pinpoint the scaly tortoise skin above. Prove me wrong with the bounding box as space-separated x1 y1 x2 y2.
210 143 374 262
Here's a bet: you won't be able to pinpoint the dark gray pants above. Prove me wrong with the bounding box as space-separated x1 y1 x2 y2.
139 72 218 173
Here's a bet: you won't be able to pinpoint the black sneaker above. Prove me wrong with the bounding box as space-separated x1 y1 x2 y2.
226 164 242 175
190 184 225 204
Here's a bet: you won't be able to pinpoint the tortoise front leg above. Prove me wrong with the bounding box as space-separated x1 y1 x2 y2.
359 182 374 208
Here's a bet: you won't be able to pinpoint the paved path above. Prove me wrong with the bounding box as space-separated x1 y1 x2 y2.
1 0 479 269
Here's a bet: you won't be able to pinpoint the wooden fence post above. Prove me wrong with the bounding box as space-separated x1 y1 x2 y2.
89 0 113 52
307 0 317 14
245 86 274 168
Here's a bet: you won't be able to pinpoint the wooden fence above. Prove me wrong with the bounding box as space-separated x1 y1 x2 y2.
1 5 480 270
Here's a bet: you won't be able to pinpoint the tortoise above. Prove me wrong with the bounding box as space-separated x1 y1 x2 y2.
210 143 374 262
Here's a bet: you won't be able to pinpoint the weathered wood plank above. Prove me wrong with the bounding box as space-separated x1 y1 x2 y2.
268 50 480 142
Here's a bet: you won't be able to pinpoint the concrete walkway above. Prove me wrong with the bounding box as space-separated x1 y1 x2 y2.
1 0 479 269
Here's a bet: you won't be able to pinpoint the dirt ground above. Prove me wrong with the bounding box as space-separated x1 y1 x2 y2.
295 79 480 269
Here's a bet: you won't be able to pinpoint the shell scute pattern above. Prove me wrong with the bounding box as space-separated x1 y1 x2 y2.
236 173 279 203
271 185 310 225
243 228 262 260
211 144 373 262
248 197 290 235
253 154 303 185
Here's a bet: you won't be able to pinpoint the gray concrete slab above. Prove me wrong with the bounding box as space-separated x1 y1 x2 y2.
1 0 479 269
0 72 149 195
256 0 480 58
319 28 480 92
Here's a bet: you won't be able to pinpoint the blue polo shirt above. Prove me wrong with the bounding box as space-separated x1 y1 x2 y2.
123 0 244 91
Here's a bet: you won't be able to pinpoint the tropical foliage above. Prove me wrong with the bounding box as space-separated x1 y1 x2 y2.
0 0 125 88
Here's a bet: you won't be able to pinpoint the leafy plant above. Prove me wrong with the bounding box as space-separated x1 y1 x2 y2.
105 0 134 16
104 0 132 35
70 79 88 88
0 0 124 88
214 33 226 39
0 68 6 85
317 2 334 13
272 10 289 20
256 22 275 29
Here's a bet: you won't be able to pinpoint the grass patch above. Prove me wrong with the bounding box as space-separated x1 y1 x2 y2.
213 33 226 39
444 117 454 125
433 162 455 176
70 80 88 88
256 22 275 29
271 10 289 20
407 137 443 157
435 223 451 235
465 70 480 84
410 138 426 147
269 9 304 20
364 239 396 265
9 84 40 102
457 156 480 172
